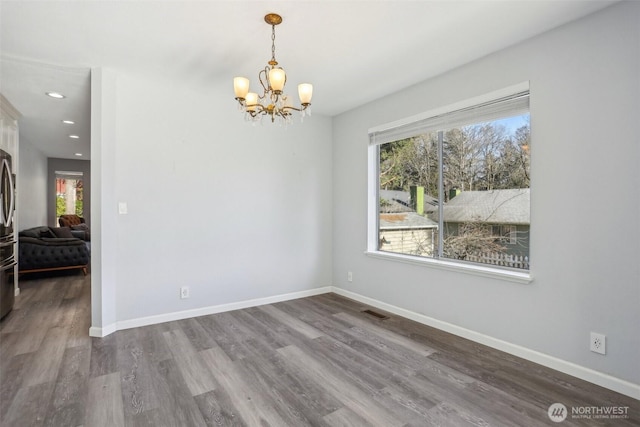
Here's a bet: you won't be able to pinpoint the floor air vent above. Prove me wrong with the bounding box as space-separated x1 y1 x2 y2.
362 309 389 320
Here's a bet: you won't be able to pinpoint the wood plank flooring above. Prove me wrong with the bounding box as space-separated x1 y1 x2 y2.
1 274 638 426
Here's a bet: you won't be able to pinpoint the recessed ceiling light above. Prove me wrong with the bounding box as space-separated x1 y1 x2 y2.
62 120 75 124
46 92 65 99
69 135 79 139
74 153 83 157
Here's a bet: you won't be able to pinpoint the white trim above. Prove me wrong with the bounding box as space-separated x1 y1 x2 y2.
331 287 640 400
367 147 379 252
89 323 116 338
113 286 333 332
365 250 532 284
0 94 23 120
380 226 438 231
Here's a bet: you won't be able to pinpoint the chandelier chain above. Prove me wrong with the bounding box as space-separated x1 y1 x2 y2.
271 25 277 64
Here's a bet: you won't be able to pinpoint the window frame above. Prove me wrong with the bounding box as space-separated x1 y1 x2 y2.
366 83 532 284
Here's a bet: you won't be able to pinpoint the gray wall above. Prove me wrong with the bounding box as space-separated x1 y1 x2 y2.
18 139 47 229
92 72 333 326
48 158 91 228
332 2 639 385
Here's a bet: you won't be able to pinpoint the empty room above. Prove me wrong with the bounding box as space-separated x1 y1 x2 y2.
1 1 638 425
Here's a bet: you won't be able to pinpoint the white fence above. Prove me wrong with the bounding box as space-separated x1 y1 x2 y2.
466 252 529 270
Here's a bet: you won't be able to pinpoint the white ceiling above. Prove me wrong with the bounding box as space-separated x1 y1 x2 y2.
0 0 616 160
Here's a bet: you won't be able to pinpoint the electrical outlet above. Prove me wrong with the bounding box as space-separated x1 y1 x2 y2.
590 332 606 355
348 271 353 282
180 286 190 299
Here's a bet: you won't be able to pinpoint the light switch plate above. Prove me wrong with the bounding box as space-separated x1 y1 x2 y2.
118 202 128 214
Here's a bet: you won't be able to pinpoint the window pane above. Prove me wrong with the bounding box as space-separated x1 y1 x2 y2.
56 174 84 223
439 115 530 270
378 134 439 258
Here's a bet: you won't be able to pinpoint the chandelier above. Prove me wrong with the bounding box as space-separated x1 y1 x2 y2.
233 13 313 124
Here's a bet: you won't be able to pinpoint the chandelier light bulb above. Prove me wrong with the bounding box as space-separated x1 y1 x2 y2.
234 77 250 99
245 92 258 111
298 84 313 105
268 68 286 93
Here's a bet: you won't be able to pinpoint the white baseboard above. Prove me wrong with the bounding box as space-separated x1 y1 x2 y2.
331 287 640 400
109 286 333 333
89 323 116 338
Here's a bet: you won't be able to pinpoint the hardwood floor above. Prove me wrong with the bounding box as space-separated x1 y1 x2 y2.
1 274 638 426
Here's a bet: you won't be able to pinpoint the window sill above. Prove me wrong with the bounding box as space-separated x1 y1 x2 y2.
364 250 532 284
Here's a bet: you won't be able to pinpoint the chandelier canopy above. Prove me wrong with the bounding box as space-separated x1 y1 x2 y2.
233 13 313 125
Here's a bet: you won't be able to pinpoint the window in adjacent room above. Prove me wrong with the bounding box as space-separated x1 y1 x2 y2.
368 83 530 273
55 170 84 223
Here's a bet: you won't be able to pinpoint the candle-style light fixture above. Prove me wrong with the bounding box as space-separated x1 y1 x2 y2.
233 13 313 124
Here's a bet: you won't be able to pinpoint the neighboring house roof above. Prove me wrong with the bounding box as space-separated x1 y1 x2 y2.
379 189 439 214
380 212 438 230
436 188 530 225
379 190 412 213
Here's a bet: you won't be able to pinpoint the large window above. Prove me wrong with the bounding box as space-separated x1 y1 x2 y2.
368 84 530 276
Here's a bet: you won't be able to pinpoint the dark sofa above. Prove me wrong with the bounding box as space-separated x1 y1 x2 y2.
58 214 90 241
18 226 90 275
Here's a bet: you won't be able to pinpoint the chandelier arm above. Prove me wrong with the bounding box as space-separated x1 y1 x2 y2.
281 104 311 113
245 103 270 116
258 67 270 95
281 106 302 113
241 101 310 114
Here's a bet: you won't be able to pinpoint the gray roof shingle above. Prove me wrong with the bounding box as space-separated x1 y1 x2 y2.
379 189 439 214
436 189 530 224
